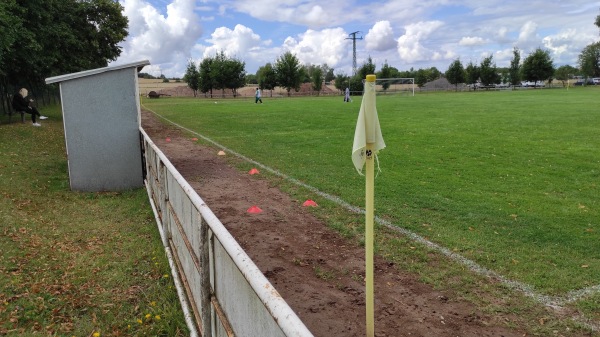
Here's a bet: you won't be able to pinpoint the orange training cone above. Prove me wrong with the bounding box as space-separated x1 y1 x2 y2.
217 150 226 156
249 168 260 175
302 199 318 207
192 137 198 141
166 137 171 142
247 205 263 214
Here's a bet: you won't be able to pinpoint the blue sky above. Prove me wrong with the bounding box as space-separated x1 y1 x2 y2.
113 0 600 78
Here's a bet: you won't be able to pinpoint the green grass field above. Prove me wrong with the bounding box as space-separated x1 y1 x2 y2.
142 88 599 304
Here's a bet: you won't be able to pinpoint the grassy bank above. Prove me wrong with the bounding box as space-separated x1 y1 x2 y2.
0 105 188 336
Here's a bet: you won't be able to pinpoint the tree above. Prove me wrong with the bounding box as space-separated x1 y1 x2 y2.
183 60 200 97
378 61 394 91
445 59 465 91
415 68 428 88
479 55 500 87
426 67 442 82
0 0 128 111
210 51 245 97
465 61 480 89
578 42 600 80
357 56 376 80
554 65 578 87
257 63 277 97
275 52 302 96
323 64 335 83
311 66 323 95
245 74 258 84
199 57 214 97
508 47 521 88
334 73 350 92
521 48 554 87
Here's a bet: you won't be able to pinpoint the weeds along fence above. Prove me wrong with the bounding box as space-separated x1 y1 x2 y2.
140 128 314 337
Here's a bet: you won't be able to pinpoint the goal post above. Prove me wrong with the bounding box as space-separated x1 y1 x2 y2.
371 78 415 96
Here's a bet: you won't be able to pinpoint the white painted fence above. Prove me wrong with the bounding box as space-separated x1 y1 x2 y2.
140 128 314 337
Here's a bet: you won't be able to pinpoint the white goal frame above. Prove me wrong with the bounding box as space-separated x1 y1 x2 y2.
371 78 415 96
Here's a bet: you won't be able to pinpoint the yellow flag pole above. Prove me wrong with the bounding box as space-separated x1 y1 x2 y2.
365 143 375 337
364 74 376 337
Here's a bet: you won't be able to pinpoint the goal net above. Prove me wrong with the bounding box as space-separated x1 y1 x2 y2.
372 78 415 96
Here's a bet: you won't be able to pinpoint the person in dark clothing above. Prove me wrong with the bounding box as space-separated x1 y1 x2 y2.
12 88 47 126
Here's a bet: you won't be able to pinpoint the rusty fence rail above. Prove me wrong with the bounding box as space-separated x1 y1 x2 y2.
140 128 314 337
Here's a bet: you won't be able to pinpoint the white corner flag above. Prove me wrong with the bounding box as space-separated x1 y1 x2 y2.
352 74 385 337
352 75 386 174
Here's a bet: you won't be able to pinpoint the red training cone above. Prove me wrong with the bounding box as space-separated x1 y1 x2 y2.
247 205 263 214
248 168 260 175
166 137 171 142
302 199 318 207
192 137 198 141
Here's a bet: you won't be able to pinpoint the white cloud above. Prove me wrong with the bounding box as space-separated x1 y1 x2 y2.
397 21 444 63
203 24 262 58
115 0 202 77
282 28 348 67
542 27 598 65
228 1 335 28
459 36 488 46
365 21 396 51
517 20 539 48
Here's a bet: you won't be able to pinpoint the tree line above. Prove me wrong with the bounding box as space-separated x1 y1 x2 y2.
0 0 128 115
189 13 600 96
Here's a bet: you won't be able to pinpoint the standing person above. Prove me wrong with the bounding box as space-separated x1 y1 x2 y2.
344 87 350 102
12 88 47 126
255 87 263 104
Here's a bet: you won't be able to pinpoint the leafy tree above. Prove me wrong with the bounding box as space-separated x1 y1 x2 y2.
275 51 302 96
299 65 311 83
348 75 363 94
311 66 323 95
378 61 394 91
257 63 277 97
445 59 465 91
183 60 199 97
508 47 521 87
323 64 335 83
357 56 376 80
199 56 214 97
225 58 246 97
213 51 245 97
578 42 600 80
415 68 428 88
554 65 578 87
521 48 554 87
334 73 350 92
0 0 128 112
479 55 500 86
246 74 258 84
426 67 442 82
465 61 480 89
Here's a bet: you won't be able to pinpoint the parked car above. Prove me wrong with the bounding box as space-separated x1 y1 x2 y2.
521 81 545 87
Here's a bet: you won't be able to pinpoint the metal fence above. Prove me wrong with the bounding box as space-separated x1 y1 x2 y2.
140 128 314 337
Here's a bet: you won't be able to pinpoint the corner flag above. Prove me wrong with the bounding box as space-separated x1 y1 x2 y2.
352 74 385 337
352 76 386 174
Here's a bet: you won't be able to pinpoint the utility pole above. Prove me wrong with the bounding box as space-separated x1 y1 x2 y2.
346 31 363 76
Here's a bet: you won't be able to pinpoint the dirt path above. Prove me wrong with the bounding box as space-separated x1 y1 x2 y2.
141 109 527 337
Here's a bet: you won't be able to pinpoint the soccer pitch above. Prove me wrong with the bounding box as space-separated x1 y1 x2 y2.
142 88 599 314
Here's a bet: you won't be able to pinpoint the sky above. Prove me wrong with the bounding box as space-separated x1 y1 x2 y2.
112 0 600 78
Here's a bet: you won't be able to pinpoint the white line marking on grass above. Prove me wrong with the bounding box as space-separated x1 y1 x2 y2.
143 106 600 331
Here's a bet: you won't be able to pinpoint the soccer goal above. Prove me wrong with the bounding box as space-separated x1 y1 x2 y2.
372 78 415 96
